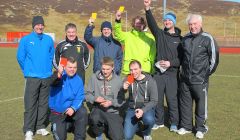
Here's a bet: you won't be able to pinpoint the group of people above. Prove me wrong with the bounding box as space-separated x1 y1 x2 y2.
16 0 219 140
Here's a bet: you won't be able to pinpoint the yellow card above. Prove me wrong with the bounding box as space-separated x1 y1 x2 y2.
119 6 125 12
91 13 97 19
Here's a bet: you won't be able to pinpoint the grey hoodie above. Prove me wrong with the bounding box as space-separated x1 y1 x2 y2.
127 73 158 113
85 71 124 114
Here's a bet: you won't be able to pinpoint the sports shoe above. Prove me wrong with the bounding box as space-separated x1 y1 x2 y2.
177 128 191 135
96 134 103 140
196 131 204 139
144 135 152 140
36 128 50 136
152 124 164 130
25 131 33 140
169 124 178 132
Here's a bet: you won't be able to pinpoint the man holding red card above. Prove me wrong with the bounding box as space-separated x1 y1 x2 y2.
123 60 158 140
53 23 90 84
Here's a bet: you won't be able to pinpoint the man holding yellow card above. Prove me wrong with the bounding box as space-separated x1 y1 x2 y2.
114 7 156 75
84 14 123 75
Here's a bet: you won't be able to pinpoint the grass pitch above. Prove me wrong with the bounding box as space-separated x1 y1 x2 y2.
0 47 240 140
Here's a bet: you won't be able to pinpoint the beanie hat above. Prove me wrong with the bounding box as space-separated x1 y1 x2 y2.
163 12 176 25
101 21 112 31
32 16 44 28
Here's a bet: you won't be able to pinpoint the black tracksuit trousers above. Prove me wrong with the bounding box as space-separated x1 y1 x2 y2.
50 106 88 140
179 81 208 133
89 108 124 140
153 73 179 126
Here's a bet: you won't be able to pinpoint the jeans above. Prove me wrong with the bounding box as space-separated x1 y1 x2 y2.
124 108 155 140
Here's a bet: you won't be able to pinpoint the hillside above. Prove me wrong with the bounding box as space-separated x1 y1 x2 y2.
0 0 239 40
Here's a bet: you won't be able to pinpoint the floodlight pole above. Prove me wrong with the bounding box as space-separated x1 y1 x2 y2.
163 0 166 18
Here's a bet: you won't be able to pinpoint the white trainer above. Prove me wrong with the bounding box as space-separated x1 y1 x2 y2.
196 131 204 139
177 128 191 135
152 124 164 130
144 135 152 140
25 131 33 140
36 128 50 136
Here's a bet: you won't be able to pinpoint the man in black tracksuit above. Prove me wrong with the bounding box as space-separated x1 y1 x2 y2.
53 23 90 84
177 14 219 139
144 0 182 132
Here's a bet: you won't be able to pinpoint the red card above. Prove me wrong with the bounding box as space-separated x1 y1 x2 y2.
59 57 67 67
127 74 134 84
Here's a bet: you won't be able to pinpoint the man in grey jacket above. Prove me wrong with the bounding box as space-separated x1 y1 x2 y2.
123 60 158 140
85 57 124 140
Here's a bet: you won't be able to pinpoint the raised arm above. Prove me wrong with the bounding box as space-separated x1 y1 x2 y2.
84 18 97 47
114 10 127 43
144 0 161 37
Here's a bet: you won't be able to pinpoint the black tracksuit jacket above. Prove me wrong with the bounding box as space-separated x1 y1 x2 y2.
145 9 182 75
53 37 90 83
180 31 219 84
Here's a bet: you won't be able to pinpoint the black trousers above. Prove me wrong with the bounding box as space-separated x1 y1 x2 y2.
23 77 51 133
89 108 124 140
153 73 179 126
50 106 88 140
179 81 208 132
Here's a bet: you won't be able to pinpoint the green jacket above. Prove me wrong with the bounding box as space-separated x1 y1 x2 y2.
114 22 156 74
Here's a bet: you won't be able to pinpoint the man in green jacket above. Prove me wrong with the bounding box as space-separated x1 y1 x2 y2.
114 10 156 75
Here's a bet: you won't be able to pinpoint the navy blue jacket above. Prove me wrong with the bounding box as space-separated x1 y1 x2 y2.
84 25 123 75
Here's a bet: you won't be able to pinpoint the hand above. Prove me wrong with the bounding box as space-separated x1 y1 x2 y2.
65 108 75 116
159 60 170 69
135 108 143 119
144 0 151 10
100 100 112 108
123 81 130 90
116 10 122 20
89 17 95 25
57 65 64 77
95 96 106 103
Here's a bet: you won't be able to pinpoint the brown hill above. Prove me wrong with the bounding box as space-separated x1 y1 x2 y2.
0 0 239 40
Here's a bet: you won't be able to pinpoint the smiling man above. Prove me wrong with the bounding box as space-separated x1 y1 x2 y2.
114 10 156 75
144 0 182 132
17 16 54 140
177 14 219 139
49 57 88 140
123 60 158 140
84 19 123 75
53 23 90 84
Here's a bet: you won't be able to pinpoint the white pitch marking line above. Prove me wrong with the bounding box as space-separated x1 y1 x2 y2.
213 74 240 78
0 96 23 103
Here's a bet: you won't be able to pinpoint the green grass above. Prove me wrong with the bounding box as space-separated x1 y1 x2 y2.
0 47 240 140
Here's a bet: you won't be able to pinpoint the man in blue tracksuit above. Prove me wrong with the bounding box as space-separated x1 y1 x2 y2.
16 16 54 140
84 19 123 75
49 57 88 140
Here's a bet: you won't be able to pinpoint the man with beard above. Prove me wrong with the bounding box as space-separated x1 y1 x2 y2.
114 10 156 75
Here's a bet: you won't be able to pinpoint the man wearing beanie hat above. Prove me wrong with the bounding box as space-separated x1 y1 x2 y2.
144 0 182 133
17 15 54 140
84 17 122 75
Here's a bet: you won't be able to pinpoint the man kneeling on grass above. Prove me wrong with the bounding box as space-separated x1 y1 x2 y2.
123 60 158 140
85 57 125 140
49 57 88 140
